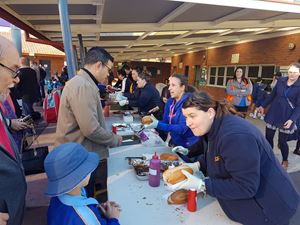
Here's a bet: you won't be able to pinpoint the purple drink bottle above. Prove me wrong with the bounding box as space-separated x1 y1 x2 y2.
149 152 160 187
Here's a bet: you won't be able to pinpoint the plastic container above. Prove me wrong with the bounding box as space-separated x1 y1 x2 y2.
187 189 197 212
123 112 133 124
148 152 160 187
103 105 110 117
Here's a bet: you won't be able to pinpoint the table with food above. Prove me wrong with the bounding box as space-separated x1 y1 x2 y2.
105 111 240 225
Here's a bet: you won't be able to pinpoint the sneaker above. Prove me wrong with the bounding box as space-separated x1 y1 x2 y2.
293 149 300 156
260 115 264 120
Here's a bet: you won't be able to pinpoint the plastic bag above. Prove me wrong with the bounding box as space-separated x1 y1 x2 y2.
137 129 166 147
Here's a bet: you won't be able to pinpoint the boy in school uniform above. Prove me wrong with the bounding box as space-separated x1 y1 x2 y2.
44 142 121 225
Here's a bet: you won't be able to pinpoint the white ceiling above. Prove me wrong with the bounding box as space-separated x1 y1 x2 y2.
1 0 300 61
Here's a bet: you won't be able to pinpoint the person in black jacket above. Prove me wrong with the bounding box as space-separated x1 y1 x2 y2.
0 35 27 225
172 91 299 225
17 57 39 116
119 72 164 118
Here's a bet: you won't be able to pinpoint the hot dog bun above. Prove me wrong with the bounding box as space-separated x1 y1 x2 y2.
160 153 179 161
141 116 153 125
163 165 193 185
167 189 189 205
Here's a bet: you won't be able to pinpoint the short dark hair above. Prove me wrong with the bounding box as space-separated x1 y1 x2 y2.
117 69 126 77
84 47 114 66
132 66 143 74
122 63 130 71
138 72 151 82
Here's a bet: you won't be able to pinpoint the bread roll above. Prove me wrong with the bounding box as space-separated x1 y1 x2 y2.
141 116 153 125
163 165 193 185
167 189 188 205
160 153 179 161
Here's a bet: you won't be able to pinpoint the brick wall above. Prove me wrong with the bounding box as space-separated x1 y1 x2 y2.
172 32 300 95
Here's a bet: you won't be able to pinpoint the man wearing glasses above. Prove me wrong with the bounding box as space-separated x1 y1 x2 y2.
55 47 122 203
0 35 27 225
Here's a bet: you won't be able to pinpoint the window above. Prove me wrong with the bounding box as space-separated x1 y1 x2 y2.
261 66 275 79
226 67 235 84
217 67 225 85
209 67 216 85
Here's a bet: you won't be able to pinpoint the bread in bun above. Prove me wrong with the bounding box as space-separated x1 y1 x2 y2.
141 116 153 125
163 165 193 185
167 189 188 205
160 153 179 161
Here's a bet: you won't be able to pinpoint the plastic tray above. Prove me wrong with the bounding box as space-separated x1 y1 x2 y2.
121 135 141 146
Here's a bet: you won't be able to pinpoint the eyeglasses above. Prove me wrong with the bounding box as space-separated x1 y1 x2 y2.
0 63 20 79
102 62 112 73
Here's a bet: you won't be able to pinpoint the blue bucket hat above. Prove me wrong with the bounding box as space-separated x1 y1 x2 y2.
44 142 99 197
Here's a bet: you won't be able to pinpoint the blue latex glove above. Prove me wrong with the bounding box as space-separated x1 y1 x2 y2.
174 170 206 192
144 115 158 129
115 92 128 101
172 146 189 155
119 100 128 107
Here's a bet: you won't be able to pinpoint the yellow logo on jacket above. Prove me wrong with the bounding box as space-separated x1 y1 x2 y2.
214 155 221 162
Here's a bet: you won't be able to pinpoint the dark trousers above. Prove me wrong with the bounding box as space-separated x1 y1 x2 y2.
265 127 289 161
22 98 34 116
86 158 108 203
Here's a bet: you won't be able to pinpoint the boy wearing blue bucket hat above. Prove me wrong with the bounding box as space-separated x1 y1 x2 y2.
44 142 121 225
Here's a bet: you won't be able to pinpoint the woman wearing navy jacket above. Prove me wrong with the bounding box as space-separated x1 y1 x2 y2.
258 63 300 169
145 74 198 149
173 91 299 225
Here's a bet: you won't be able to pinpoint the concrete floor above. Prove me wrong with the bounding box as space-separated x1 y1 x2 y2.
22 116 300 225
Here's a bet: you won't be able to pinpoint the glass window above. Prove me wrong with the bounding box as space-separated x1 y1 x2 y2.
217 67 225 85
209 67 217 85
261 66 275 79
248 66 259 79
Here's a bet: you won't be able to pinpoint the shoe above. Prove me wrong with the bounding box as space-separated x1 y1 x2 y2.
249 113 254 118
281 160 289 170
293 149 300 156
260 115 264 120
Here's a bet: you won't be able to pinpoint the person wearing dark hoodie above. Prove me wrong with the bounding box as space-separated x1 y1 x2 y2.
144 74 198 149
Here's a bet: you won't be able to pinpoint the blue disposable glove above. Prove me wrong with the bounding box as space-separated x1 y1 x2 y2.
172 146 189 155
144 115 158 129
119 100 128 107
174 170 206 192
115 92 128 101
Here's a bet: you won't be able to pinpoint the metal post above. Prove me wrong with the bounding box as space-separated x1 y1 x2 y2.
58 0 76 78
84 47 88 55
77 34 85 68
73 47 79 71
10 25 22 57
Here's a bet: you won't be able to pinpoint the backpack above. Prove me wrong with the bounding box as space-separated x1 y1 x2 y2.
43 90 61 123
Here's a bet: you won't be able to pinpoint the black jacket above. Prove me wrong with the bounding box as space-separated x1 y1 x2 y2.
128 82 164 117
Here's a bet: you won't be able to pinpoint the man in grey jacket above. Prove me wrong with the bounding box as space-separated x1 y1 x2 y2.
0 35 27 225
55 47 122 203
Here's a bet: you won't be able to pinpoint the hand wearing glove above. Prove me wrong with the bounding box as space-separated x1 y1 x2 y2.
182 162 200 173
175 170 206 192
119 99 128 107
172 146 189 155
115 92 128 101
144 115 158 129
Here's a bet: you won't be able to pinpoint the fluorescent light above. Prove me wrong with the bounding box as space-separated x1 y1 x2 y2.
100 32 144 37
239 28 266 32
170 0 300 13
150 31 186 36
195 29 229 34
277 27 300 31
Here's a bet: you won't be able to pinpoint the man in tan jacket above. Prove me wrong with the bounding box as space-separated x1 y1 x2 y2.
55 47 122 202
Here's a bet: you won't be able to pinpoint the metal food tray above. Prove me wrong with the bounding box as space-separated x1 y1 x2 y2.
121 135 141 146
128 159 182 181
